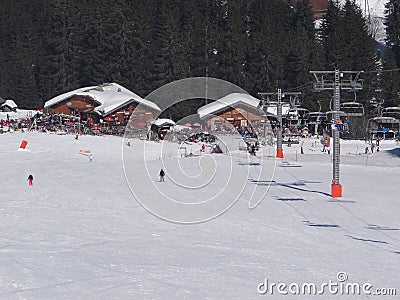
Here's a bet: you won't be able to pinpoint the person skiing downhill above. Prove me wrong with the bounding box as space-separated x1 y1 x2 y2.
159 169 165 182
27 174 33 186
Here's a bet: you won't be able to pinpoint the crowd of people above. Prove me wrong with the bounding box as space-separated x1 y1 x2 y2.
0 112 127 136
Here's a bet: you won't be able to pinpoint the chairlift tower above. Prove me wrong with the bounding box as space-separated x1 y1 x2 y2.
310 70 364 198
258 89 301 159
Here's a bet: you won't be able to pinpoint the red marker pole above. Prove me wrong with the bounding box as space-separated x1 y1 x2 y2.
276 88 284 158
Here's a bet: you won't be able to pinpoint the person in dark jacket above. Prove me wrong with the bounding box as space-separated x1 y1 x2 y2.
27 174 33 186
159 169 165 182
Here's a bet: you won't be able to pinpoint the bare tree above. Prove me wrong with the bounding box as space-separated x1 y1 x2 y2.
368 16 385 42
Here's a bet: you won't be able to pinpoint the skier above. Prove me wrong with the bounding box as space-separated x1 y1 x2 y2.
322 140 326 153
343 118 350 132
159 169 165 182
27 174 33 186
89 153 94 162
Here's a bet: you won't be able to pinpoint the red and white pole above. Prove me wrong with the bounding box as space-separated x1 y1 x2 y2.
331 70 342 198
276 88 284 158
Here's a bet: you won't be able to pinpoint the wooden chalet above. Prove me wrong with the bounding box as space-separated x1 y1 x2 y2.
44 83 161 126
197 93 265 131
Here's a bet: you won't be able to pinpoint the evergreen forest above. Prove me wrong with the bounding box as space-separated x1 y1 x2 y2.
0 0 399 119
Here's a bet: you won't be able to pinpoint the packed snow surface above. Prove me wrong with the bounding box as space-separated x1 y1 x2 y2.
0 132 399 299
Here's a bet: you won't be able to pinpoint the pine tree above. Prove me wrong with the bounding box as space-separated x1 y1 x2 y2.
320 0 346 69
382 0 400 106
385 0 400 66
208 0 247 87
38 0 69 100
187 0 213 78
0 0 42 108
320 0 379 106
285 0 322 110
147 0 188 90
380 49 400 106
342 0 379 104
243 0 293 95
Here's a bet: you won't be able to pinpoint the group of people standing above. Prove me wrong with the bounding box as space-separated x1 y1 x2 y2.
365 143 379 154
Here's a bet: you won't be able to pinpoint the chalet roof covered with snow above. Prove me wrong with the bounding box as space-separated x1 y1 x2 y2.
151 118 176 127
2 99 18 109
197 93 290 119
197 93 262 119
44 83 161 116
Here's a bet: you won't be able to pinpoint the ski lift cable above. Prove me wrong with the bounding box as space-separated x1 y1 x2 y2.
337 201 400 245
247 153 278 210
286 81 314 92
365 68 400 74
277 163 346 228
259 68 399 97
280 163 400 249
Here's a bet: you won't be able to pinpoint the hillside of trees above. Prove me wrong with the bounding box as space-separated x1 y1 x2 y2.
0 0 399 118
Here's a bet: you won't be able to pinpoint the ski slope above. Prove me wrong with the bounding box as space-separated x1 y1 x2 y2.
0 132 399 298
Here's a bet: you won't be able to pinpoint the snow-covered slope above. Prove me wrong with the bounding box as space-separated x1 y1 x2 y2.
0 132 399 298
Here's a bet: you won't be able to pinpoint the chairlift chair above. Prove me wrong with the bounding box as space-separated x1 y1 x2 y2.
325 110 346 120
381 107 400 120
288 94 301 108
340 102 364 117
307 112 325 124
367 116 400 139
295 108 310 118
307 112 326 135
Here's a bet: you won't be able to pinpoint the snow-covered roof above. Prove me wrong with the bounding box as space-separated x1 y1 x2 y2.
197 93 290 119
151 118 176 127
2 99 18 109
0 97 5 105
197 93 262 119
44 83 160 116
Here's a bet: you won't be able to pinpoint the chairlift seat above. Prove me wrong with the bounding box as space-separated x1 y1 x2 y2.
340 102 364 117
